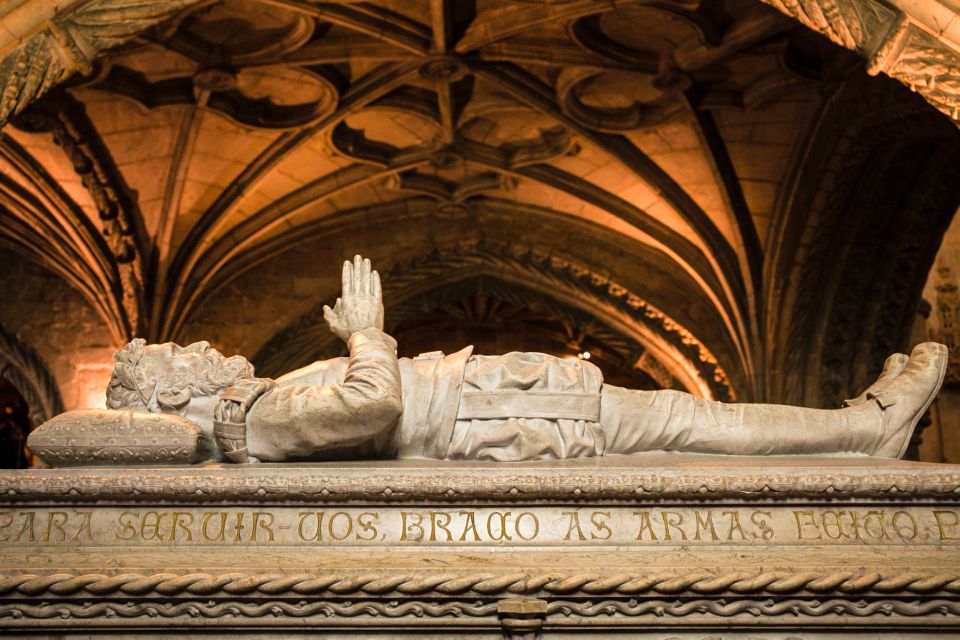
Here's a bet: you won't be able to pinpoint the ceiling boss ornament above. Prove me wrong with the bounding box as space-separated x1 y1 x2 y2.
418 55 469 84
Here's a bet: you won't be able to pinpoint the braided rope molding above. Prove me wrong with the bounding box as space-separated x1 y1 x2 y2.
0 600 498 622
547 598 960 619
3 570 960 599
3 465 960 503
1 598 959 624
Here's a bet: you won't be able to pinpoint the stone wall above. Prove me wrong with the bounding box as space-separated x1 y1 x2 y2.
0 246 115 413
921 205 960 462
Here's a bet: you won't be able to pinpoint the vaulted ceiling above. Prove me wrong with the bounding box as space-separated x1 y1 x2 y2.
0 0 958 415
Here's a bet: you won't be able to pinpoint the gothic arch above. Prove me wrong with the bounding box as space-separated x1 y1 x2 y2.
254 241 735 401
0 323 63 427
0 0 956 133
766 80 960 406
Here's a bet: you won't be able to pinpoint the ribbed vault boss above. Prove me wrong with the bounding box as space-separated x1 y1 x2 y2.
102 256 945 463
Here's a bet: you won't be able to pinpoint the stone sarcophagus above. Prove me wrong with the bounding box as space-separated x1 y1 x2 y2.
1 455 960 638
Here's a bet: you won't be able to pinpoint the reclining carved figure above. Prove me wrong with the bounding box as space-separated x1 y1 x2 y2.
30 256 948 465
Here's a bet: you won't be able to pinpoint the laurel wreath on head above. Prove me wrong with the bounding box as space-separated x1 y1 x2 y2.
111 338 149 408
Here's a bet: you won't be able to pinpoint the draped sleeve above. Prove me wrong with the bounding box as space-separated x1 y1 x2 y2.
245 328 403 461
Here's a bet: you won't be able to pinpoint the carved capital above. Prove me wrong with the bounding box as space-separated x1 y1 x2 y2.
0 0 206 128
759 0 960 124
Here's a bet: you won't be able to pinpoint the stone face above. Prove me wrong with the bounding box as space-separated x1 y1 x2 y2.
0 456 958 635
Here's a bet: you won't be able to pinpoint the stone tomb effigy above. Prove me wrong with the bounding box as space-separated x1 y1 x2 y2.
1 455 960 638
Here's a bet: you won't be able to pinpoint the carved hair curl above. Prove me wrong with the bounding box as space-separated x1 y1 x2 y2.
106 339 254 413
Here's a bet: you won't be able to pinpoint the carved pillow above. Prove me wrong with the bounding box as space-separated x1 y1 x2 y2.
27 410 204 467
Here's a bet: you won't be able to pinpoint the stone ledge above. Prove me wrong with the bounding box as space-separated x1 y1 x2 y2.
2 455 960 503
3 456 960 633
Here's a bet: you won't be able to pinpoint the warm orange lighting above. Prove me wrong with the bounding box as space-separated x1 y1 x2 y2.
75 362 114 410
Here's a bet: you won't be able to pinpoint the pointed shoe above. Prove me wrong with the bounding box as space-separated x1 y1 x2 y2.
871 342 948 459
843 352 908 408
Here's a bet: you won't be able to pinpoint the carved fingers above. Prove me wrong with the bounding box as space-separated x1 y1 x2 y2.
325 255 385 341
372 269 382 304
359 255 372 297
341 259 353 300
341 256 375 300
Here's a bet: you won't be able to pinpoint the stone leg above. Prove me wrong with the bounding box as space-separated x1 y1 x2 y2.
599 343 947 459
599 386 884 456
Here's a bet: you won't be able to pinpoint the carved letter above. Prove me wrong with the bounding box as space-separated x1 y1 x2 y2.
233 512 246 542
750 511 774 541
356 512 380 541
116 512 137 541
563 511 586 541
723 511 748 541
14 512 35 542
73 512 93 542
661 511 687 541
793 511 822 540
202 512 228 542
694 511 718 541
934 511 960 541
250 512 274 542
401 512 424 542
327 512 351 541
169 512 194 542
0 512 12 542
487 512 513 541
821 511 849 540
44 512 68 542
861 510 890 540
429 511 453 542
140 512 166 541
847 511 865 541
634 511 658 541
892 511 918 541
515 512 540 541
590 511 612 541
298 512 322 542
458 511 480 542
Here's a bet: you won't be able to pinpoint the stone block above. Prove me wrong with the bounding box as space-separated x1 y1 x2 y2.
1 455 959 636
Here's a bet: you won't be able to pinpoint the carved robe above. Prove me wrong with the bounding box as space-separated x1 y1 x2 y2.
233 328 904 463
242 328 604 462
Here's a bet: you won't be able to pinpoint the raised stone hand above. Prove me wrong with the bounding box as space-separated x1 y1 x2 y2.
323 255 384 342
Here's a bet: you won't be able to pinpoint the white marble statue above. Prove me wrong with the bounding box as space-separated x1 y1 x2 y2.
30 256 948 465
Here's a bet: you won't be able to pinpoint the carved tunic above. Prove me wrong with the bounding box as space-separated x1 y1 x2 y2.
447 353 604 461
243 328 604 462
